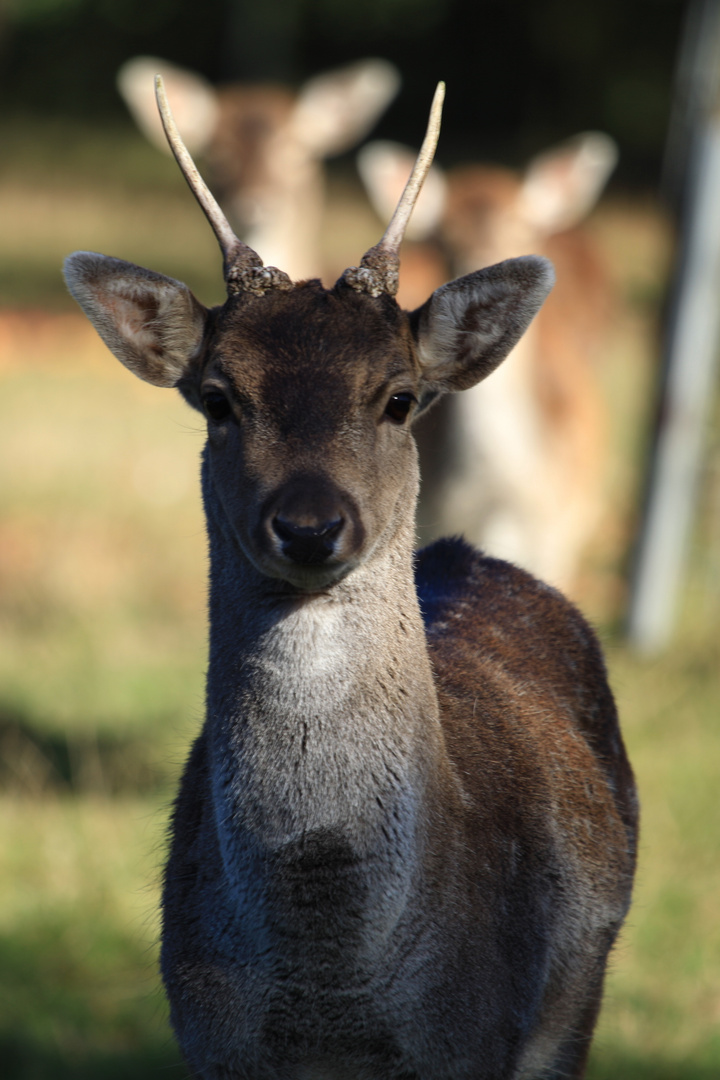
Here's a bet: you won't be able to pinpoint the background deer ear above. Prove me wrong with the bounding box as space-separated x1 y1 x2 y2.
289 59 400 157
63 253 209 389
517 132 618 234
411 256 555 402
117 56 219 157
357 140 447 240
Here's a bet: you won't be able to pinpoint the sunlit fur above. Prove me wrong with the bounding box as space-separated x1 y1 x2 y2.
64 249 637 1080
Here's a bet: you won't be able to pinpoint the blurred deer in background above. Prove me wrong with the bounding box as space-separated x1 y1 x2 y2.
360 134 617 592
118 55 400 281
65 77 637 1079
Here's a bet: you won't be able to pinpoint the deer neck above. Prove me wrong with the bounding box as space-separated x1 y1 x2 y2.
238 154 324 282
200 454 447 868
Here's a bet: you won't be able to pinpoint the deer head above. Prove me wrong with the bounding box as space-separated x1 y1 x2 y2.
64 79 554 593
117 57 401 280
359 132 617 277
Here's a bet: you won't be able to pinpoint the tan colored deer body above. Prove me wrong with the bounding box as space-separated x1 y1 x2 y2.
360 136 616 590
65 82 637 1079
118 56 400 281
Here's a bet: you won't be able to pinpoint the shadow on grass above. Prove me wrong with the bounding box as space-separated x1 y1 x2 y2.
0 1037 185 1080
0 710 165 795
588 1049 720 1080
0 912 180 1079
3 1039 719 1080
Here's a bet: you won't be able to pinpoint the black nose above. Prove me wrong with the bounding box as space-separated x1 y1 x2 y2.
272 514 344 565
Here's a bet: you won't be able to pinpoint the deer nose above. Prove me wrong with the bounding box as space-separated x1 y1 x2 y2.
272 514 345 566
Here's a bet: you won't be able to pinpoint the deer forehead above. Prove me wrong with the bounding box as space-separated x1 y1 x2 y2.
204 285 420 414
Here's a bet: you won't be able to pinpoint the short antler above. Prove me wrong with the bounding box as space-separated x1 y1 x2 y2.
154 75 292 296
342 81 445 298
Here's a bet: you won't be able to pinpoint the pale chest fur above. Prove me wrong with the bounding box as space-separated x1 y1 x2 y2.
201 574 451 965
175 596 459 1075
211 598 432 848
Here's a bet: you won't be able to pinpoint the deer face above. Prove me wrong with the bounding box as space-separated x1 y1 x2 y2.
206 87 296 220
191 284 422 590
64 252 554 592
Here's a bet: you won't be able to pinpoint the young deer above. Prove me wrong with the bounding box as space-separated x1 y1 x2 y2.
118 56 400 281
360 136 617 591
64 79 637 1080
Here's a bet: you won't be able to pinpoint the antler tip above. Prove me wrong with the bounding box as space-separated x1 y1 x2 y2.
343 80 447 297
428 81 445 139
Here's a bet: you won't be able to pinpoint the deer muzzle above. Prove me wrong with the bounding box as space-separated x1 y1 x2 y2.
255 473 366 586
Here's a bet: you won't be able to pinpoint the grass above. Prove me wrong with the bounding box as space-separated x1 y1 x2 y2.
0 796 183 1079
0 119 718 1077
588 634 720 1076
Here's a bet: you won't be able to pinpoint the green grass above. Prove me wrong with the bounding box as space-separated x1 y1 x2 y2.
0 795 183 1079
587 633 720 1076
0 120 718 1077
0 363 207 735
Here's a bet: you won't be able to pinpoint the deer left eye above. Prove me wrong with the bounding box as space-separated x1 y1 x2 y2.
384 393 415 424
202 391 232 422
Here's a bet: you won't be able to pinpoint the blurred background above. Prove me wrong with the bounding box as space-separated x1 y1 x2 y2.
0 0 719 1077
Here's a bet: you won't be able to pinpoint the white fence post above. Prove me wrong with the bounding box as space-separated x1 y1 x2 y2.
627 0 720 652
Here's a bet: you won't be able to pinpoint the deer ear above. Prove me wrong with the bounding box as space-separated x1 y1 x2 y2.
63 252 209 388
518 132 617 234
411 256 554 402
117 56 219 157
357 140 447 241
290 59 400 157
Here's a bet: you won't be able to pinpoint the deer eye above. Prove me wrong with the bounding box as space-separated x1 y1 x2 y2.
384 392 415 425
202 391 232 423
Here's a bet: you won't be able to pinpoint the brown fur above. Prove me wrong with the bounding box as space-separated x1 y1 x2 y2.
64 184 636 1079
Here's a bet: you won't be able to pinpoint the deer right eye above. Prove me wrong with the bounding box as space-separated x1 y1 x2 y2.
384 392 415 424
202 391 232 422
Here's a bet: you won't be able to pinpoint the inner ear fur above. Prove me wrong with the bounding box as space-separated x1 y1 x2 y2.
63 252 209 388
410 255 555 399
